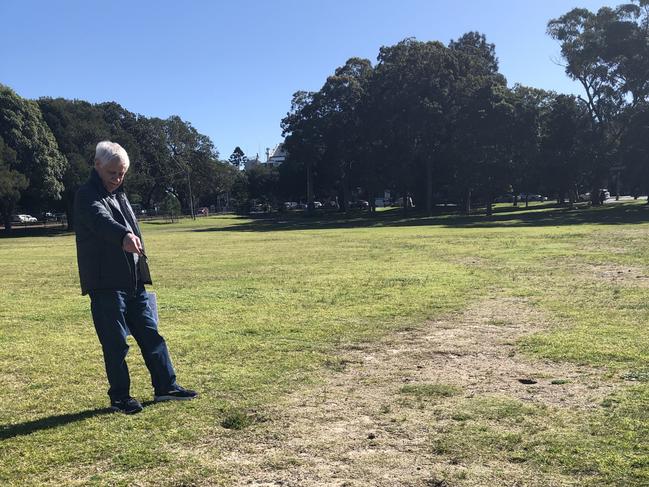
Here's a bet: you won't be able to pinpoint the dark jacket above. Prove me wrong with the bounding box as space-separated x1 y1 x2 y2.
74 169 152 295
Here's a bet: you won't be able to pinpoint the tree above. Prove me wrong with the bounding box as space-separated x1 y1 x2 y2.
281 90 321 210
162 116 220 218
232 172 250 212
507 85 555 207
228 147 247 169
446 32 511 214
37 97 111 229
282 58 374 213
316 58 374 211
548 2 649 201
0 137 28 230
548 7 627 126
0 85 67 231
208 161 244 211
125 116 174 212
160 192 181 222
620 102 649 199
370 39 451 214
538 95 594 204
246 163 280 209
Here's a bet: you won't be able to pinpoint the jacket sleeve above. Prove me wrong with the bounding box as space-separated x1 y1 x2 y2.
75 186 130 248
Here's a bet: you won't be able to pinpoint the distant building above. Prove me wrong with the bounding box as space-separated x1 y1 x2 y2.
244 154 262 171
265 143 286 167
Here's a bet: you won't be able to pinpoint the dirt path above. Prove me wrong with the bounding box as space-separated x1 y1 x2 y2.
215 297 619 486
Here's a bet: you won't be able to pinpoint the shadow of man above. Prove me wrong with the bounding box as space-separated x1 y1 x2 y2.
0 402 155 440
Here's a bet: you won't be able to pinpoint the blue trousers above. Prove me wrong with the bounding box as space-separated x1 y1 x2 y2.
89 287 177 401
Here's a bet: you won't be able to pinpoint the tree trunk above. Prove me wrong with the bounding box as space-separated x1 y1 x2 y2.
2 209 12 232
426 158 433 216
145 185 158 212
339 180 349 212
369 183 376 214
65 191 75 231
344 163 352 211
464 189 472 214
486 194 493 216
591 186 601 206
187 174 195 219
568 187 576 209
402 187 409 216
306 161 314 215
1 196 17 232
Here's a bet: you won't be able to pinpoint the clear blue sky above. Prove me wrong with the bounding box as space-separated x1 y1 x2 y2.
1 0 619 161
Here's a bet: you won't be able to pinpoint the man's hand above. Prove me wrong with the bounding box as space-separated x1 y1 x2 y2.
122 232 143 255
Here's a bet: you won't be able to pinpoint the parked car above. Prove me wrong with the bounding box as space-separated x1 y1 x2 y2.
518 194 546 202
326 200 339 209
494 194 514 203
349 200 370 209
12 214 38 223
313 201 323 209
395 197 415 207
283 201 298 210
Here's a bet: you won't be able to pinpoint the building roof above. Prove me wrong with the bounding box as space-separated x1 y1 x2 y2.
268 143 286 160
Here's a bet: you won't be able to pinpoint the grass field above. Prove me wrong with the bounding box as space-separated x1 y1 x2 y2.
1 203 648 486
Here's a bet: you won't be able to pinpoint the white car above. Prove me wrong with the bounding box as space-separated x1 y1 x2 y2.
12 214 36 223
18 214 38 223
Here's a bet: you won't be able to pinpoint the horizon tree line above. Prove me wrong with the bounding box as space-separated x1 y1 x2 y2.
281 0 649 215
2 1 649 230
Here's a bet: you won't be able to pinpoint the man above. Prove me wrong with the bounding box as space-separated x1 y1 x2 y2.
75 141 197 414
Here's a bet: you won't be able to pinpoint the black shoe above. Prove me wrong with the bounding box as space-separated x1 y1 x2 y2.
110 397 143 414
154 385 198 402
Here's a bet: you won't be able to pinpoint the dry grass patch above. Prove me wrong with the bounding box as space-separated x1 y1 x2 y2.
208 297 619 486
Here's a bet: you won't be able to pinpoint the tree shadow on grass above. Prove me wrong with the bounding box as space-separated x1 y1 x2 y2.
191 202 649 233
142 220 179 225
0 226 72 239
0 401 156 440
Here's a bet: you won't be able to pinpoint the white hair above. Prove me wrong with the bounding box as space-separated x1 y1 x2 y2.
95 141 130 168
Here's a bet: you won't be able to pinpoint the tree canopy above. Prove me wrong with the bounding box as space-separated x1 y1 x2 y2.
0 85 67 229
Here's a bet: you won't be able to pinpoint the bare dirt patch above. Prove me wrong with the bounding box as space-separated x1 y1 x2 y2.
581 263 649 286
556 254 649 287
209 297 620 486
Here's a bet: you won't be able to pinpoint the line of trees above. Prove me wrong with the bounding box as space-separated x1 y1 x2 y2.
280 1 649 214
0 84 290 232
0 86 253 231
2 2 649 230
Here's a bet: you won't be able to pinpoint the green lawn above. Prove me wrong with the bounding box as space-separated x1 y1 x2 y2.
1 203 648 485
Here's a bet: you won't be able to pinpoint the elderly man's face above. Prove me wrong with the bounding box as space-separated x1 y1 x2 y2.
95 158 128 193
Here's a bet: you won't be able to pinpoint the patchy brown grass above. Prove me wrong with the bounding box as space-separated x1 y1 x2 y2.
562 261 649 287
200 297 620 486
